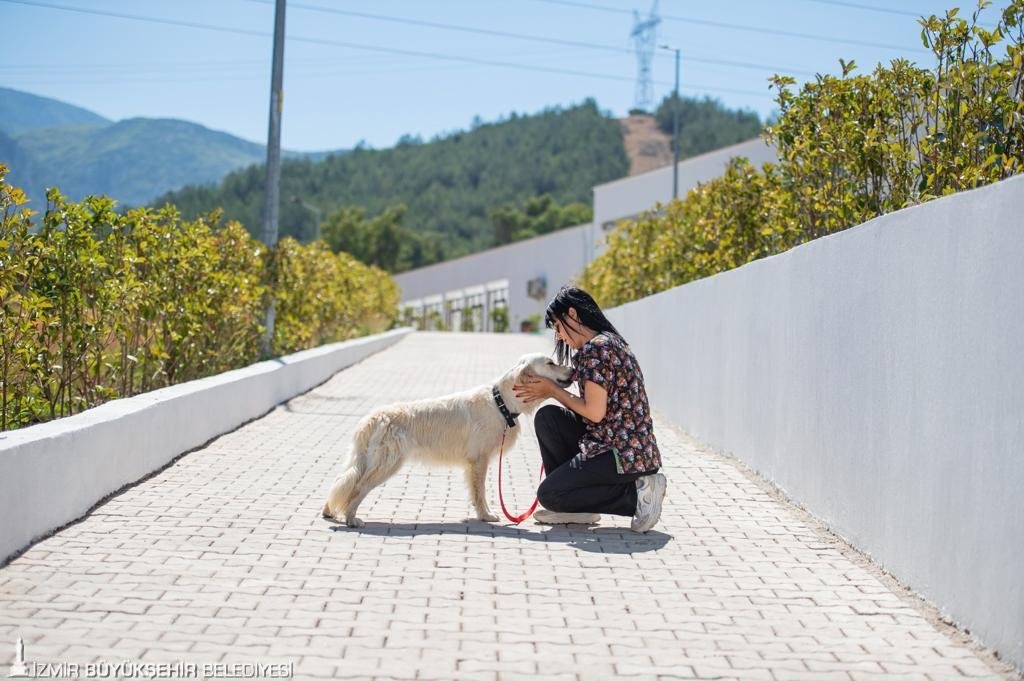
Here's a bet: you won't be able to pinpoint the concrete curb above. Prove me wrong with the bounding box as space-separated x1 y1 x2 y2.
0 327 413 564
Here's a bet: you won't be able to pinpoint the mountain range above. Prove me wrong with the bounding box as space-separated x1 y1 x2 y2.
0 86 340 210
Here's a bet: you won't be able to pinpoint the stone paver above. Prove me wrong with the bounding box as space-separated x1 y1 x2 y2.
1 332 1018 680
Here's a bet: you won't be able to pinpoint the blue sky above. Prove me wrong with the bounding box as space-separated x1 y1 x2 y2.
0 0 1004 151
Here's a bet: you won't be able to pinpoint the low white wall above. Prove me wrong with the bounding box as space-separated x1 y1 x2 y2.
0 328 412 565
607 175 1024 670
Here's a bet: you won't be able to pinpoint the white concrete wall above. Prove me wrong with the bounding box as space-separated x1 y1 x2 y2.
395 224 592 331
0 328 412 565
606 174 1024 670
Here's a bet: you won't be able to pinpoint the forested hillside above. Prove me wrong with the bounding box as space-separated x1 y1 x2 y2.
155 96 767 271
155 99 630 265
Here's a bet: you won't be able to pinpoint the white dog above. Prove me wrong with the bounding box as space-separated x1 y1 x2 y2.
322 353 573 527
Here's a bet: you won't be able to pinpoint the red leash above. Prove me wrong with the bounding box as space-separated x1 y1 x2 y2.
496 429 545 524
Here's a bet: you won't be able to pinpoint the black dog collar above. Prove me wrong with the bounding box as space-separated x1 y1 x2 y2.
492 386 519 429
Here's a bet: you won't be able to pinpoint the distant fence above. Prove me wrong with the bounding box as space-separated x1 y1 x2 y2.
607 175 1024 671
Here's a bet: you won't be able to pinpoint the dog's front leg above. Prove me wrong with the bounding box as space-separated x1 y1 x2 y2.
467 458 499 522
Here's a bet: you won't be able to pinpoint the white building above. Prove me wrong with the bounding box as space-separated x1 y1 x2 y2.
395 137 778 332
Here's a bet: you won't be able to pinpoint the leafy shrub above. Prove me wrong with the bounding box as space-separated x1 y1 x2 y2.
582 1 1024 307
489 306 510 333
0 166 398 430
582 158 799 306
453 306 470 332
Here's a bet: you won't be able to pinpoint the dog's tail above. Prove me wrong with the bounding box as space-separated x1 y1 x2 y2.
322 413 387 519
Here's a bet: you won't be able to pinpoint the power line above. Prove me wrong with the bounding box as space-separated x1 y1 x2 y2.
246 0 633 56
0 69 777 101
242 0 817 78
0 56 411 73
521 0 932 54
1 0 273 38
0 0 776 99
0 58 270 70
794 0 933 18
0 47 583 76
792 0 999 28
0 51 639 86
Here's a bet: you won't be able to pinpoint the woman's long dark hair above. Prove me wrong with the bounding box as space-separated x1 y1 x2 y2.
544 286 624 364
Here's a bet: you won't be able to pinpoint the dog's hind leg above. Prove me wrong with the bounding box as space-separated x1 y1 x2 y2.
323 415 387 524
324 465 363 522
466 457 499 522
342 438 406 528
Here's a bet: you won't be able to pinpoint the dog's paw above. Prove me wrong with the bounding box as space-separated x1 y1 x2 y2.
346 516 365 528
478 512 500 522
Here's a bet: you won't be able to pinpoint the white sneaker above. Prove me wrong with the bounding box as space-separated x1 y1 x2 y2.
533 509 600 525
631 473 666 532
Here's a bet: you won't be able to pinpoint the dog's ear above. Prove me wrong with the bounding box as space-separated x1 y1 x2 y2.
507 358 533 387
514 362 531 384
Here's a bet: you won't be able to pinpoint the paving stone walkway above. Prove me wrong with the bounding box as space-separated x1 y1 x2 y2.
1 332 1017 680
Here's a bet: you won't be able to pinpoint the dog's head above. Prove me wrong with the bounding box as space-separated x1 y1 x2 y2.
498 353 574 414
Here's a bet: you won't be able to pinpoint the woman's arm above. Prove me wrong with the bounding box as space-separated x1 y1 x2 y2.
514 377 608 423
516 340 614 423
552 380 607 423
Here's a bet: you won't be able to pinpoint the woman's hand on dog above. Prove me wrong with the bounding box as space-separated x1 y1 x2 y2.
513 374 559 403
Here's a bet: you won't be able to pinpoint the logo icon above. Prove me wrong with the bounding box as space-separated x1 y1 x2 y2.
7 637 29 678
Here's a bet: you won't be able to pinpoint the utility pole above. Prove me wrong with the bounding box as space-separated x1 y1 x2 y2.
261 0 286 358
671 47 680 199
659 44 681 200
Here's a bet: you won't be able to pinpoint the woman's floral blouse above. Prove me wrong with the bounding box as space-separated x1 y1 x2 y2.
571 331 661 474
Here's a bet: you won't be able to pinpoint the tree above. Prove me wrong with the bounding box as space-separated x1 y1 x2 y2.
321 204 405 272
654 94 762 158
490 194 593 245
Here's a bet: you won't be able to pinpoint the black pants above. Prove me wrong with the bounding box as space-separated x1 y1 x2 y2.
534 404 657 517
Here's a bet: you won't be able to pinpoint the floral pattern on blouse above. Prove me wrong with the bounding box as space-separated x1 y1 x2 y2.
571 332 661 474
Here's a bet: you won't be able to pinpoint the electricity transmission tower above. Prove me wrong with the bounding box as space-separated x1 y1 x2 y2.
630 0 661 111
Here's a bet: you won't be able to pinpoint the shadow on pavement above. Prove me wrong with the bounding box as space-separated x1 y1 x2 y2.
326 519 671 554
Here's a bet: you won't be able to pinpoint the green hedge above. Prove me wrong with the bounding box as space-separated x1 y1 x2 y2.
582 1 1024 307
0 167 398 431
